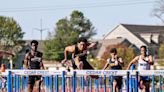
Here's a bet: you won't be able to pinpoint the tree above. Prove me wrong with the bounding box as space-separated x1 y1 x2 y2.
159 43 164 59
43 10 96 61
155 43 164 66
152 0 164 23
0 16 24 65
91 44 136 69
0 16 24 51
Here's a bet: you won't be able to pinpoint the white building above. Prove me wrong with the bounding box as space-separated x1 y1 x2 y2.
103 24 164 53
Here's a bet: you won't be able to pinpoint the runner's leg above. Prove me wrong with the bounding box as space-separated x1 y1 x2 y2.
35 78 42 92
144 81 150 92
28 84 34 92
74 56 83 70
28 76 35 92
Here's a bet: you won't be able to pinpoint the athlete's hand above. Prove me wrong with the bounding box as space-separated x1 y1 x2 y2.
61 59 67 65
119 58 123 63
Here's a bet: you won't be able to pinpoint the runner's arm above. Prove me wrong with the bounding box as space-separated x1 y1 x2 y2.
103 62 109 70
62 46 75 64
0 51 15 57
148 55 154 65
24 53 29 69
103 59 109 70
126 56 139 70
40 61 45 69
87 41 98 49
118 57 124 67
40 52 45 69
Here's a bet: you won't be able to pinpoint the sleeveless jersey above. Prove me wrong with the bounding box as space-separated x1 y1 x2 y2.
108 58 122 70
28 51 42 69
73 45 87 60
138 55 150 70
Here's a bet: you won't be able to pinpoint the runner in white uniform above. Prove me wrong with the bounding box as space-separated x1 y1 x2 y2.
127 45 153 92
138 55 150 70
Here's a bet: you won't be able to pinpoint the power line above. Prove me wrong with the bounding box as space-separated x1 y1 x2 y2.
0 0 154 10
0 1 155 13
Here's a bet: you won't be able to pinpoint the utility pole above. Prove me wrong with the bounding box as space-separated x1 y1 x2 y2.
34 19 48 41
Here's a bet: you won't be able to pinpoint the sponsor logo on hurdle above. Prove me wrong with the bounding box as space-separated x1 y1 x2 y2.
86 70 118 75
154 70 164 75
103 71 118 75
24 70 49 75
11 70 63 75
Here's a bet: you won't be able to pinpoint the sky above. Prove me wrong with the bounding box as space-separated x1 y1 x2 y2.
0 0 161 40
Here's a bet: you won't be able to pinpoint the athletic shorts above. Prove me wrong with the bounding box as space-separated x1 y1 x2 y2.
82 60 94 70
28 76 41 85
109 76 123 89
140 76 150 82
71 59 78 69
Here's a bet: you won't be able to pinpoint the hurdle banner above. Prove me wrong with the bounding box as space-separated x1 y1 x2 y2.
131 70 164 76
9 70 62 76
5 70 164 76
69 70 128 76
4 70 164 92
6 70 129 76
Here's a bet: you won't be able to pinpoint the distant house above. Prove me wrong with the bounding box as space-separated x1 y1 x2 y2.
103 24 164 54
90 38 132 58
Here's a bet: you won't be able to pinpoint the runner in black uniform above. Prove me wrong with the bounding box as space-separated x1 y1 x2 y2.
72 45 93 70
62 38 98 92
24 40 44 92
62 37 98 71
103 48 124 92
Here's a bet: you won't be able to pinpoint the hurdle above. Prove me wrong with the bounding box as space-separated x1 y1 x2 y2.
1 70 164 92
